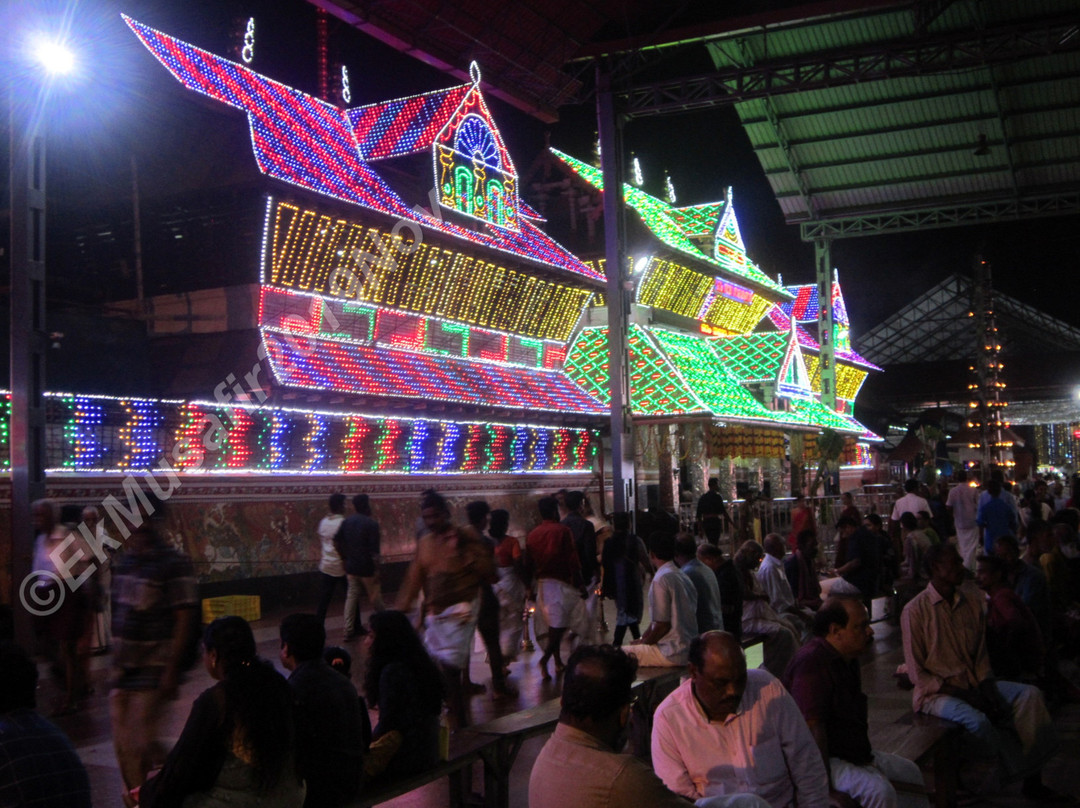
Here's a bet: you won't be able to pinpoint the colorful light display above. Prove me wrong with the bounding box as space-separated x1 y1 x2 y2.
635 259 772 335
262 332 606 414
32 393 595 475
565 326 703 416
801 355 868 402
647 329 789 424
710 333 790 383
667 203 722 239
772 282 878 369
125 17 602 282
564 326 865 433
262 200 592 341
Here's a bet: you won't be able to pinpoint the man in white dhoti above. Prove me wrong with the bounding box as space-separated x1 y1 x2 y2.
524 496 585 679
397 490 493 728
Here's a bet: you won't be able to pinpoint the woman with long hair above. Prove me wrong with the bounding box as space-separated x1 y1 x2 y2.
362 610 443 782
137 616 305 808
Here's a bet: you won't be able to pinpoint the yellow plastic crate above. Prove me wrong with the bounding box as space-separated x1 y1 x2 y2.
201 595 261 624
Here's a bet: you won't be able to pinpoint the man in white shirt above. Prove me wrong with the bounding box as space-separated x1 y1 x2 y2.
315 493 348 625
628 533 698 667
757 534 812 639
945 471 982 569
652 631 829 808
891 479 930 527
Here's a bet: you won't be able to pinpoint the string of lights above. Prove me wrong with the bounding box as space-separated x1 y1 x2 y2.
29 393 595 474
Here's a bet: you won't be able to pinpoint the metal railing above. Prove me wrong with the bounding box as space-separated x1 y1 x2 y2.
679 489 899 562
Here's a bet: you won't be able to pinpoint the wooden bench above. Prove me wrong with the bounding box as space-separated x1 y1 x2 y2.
870 712 962 808
352 730 495 808
462 666 686 808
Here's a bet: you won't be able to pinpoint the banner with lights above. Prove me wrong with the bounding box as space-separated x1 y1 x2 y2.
18 393 595 475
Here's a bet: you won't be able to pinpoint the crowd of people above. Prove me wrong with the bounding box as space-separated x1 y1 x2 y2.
6 470 1080 807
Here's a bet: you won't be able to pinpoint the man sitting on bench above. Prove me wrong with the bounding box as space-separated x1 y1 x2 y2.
783 596 928 808
901 543 1063 800
530 644 767 808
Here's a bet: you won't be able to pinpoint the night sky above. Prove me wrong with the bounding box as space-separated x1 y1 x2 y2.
19 0 1080 341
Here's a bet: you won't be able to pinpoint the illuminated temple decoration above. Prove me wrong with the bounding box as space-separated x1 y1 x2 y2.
30 393 594 475
115 17 883 479
771 280 878 370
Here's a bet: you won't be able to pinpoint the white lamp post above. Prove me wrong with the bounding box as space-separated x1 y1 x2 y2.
9 34 75 645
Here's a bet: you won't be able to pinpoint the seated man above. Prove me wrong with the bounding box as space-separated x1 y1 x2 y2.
629 533 698 667
829 516 883 611
734 541 801 677
280 614 366 807
901 543 1062 799
974 554 1044 682
652 631 829 808
783 597 928 808
0 641 91 808
783 530 823 612
529 644 766 808
757 533 813 639
675 534 724 633
697 544 743 642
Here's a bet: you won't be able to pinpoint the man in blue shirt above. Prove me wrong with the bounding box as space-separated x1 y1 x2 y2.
977 479 1018 554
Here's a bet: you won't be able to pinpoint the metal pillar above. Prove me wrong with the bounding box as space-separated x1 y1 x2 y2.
9 90 50 647
815 240 837 409
597 63 635 514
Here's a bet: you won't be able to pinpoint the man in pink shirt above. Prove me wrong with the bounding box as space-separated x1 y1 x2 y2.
652 631 829 807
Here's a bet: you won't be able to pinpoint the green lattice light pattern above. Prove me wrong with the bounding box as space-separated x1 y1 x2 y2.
551 149 787 295
565 325 868 433
668 203 723 238
648 329 789 423
565 326 704 416
711 333 788 382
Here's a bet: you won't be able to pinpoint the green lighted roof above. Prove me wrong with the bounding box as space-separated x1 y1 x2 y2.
647 328 788 423
564 324 865 433
551 149 787 296
711 333 789 382
564 325 705 416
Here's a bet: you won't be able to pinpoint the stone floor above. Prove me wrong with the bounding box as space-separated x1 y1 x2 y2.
38 592 1080 807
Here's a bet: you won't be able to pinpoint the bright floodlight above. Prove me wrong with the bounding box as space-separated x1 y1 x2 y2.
32 37 76 75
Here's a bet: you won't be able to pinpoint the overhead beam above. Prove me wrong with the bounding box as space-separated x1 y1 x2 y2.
798 191 1080 240
738 69 1080 126
734 39 817 220
622 14 1080 117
